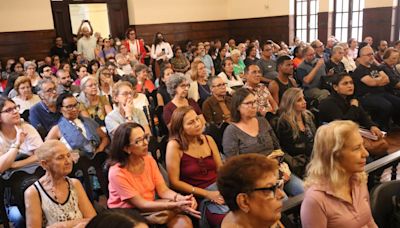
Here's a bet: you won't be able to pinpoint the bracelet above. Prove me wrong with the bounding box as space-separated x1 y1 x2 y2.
191 186 195 194
10 143 20 150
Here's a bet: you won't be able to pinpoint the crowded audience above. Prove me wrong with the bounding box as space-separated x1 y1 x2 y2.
2 23 400 227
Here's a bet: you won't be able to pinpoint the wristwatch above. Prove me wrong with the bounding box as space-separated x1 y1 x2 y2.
10 143 20 150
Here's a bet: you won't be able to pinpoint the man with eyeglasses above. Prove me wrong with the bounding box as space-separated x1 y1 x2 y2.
56 69 80 96
352 43 400 131
311 39 330 62
38 65 57 83
29 79 61 138
202 76 232 124
297 46 330 102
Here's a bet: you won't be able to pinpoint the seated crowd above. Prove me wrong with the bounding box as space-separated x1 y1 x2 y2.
1 21 400 227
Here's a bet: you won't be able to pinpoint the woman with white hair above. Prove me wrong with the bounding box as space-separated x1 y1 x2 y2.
25 140 96 227
301 120 377 227
230 49 245 78
78 76 112 126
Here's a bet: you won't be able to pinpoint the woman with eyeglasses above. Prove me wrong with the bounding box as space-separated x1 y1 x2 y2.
107 122 200 227
218 57 244 95
105 81 150 137
163 73 205 126
78 76 112 127
166 106 228 227
222 88 304 196
301 120 377 228
98 67 114 104
217 153 285 228
46 93 109 158
99 38 117 65
11 76 40 115
0 97 43 228
202 76 232 124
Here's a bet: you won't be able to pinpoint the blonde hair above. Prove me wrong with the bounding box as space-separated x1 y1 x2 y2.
35 140 66 161
190 59 205 81
112 81 132 104
277 88 315 139
14 76 32 92
304 120 367 190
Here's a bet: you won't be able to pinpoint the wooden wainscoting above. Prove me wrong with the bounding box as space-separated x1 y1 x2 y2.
363 7 393 44
0 30 56 65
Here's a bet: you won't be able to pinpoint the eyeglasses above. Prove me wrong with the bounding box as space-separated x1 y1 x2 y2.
363 53 374 57
130 134 151 146
44 88 57 94
129 32 136 35
1 105 20 114
179 83 190 89
212 83 227 88
241 100 257 107
62 103 79 111
119 91 133 97
43 69 52 72
248 179 284 199
85 83 98 88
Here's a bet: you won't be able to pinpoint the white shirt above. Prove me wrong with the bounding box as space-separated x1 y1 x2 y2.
132 93 149 110
128 40 140 56
0 123 43 156
12 95 41 114
151 42 173 60
218 72 244 94
77 36 97 61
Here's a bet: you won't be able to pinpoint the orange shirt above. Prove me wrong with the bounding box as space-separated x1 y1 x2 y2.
107 154 165 208
293 57 303 69
136 79 155 93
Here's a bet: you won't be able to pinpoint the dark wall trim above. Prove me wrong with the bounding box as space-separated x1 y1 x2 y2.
134 16 290 48
0 29 55 66
363 7 393 44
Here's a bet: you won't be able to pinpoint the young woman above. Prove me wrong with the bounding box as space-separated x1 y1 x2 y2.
217 57 244 94
99 38 117 65
166 106 228 227
74 65 88 86
301 120 377 227
78 76 112 126
275 88 316 177
188 60 211 107
25 140 96 227
107 122 199 227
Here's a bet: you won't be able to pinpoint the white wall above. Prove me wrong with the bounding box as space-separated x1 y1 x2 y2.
227 0 290 18
0 0 54 32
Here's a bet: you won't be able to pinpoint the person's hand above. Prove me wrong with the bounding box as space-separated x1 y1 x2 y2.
122 98 134 118
172 200 201 218
316 58 325 68
15 125 27 146
327 68 335 76
370 126 383 139
350 99 359 107
267 149 285 160
280 162 291 182
206 191 225 205
176 194 197 209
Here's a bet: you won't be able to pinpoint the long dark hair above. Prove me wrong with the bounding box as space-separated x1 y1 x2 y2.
109 122 145 167
168 106 203 151
153 32 164 46
230 88 253 123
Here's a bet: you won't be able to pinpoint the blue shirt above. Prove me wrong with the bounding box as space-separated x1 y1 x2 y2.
29 101 61 135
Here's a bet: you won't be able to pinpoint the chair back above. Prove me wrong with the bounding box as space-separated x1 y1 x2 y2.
370 180 400 228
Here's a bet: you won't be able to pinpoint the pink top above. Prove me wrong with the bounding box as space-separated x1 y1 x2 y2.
107 154 165 208
301 177 377 228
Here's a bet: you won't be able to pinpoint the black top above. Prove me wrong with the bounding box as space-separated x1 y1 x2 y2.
198 82 211 107
379 63 400 93
273 77 296 102
352 64 385 97
244 57 259 67
157 85 172 105
325 59 346 74
50 45 70 61
213 57 223 75
319 92 376 129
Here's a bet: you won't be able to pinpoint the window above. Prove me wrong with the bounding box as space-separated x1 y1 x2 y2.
295 0 319 43
334 0 364 42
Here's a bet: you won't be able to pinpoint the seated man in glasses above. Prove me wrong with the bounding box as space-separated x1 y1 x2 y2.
202 76 232 125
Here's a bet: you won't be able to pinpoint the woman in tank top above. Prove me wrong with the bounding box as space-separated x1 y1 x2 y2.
25 140 96 227
166 106 228 227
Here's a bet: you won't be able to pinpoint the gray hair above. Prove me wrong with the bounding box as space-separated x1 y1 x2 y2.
56 69 66 78
78 76 98 107
207 76 220 89
166 73 187 97
332 45 344 55
37 78 56 97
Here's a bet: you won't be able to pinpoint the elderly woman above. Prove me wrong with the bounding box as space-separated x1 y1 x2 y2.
107 122 199 226
217 154 285 228
217 57 244 94
222 88 304 196
105 81 150 137
163 73 205 126
166 106 228 227
188 60 211 107
337 42 357 73
275 88 316 177
202 76 232 124
78 76 112 126
134 64 155 93
11 76 41 115
301 120 377 227
46 93 109 158
25 140 96 227
230 49 245 78
380 48 400 94
171 46 190 73
24 61 41 89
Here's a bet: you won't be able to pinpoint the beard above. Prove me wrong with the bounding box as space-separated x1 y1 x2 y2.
46 96 58 105
63 80 73 88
